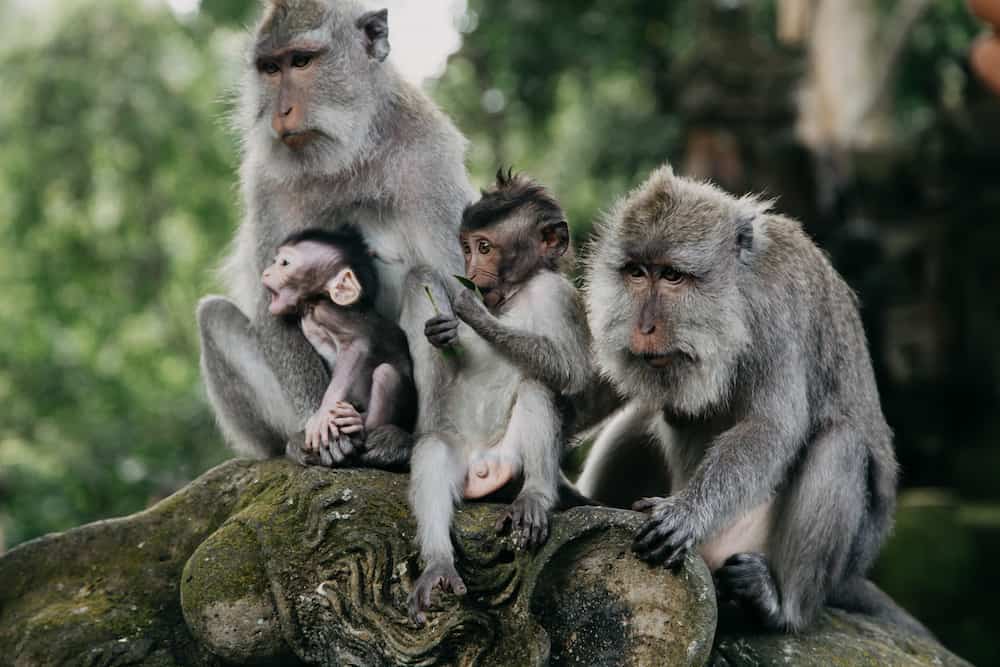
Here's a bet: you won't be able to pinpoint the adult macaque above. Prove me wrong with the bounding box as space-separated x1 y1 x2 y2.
198 0 473 466
405 171 591 625
261 227 416 467
578 165 927 635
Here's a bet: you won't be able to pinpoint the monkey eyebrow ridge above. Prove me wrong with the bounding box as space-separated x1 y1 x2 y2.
254 42 328 61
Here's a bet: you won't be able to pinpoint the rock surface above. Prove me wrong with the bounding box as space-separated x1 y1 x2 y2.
0 459 972 666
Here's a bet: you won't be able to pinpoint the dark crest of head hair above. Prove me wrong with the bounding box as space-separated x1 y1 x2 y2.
461 168 566 232
279 225 380 305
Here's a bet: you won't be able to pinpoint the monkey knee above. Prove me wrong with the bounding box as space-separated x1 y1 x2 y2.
404 265 442 290
197 296 249 343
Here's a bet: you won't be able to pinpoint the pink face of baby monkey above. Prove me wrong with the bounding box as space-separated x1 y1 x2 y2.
261 241 362 316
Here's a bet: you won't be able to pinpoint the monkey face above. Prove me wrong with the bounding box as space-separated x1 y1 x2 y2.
246 4 392 178
621 260 695 367
585 165 767 415
262 245 309 315
460 230 504 297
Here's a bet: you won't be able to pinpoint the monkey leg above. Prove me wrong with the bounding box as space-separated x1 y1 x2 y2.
491 380 560 549
576 402 670 509
408 433 467 625
197 295 326 459
717 427 868 631
358 425 412 470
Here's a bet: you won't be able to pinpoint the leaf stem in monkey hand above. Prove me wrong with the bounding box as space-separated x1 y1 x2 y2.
423 285 461 358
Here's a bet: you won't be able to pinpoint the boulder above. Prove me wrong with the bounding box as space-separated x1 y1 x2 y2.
0 459 971 666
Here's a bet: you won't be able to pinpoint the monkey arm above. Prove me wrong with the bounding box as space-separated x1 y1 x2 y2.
632 371 809 567
452 283 591 395
315 344 368 411
680 371 810 540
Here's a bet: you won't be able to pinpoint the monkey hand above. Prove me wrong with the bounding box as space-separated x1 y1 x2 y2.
331 401 365 451
452 286 490 326
305 409 351 467
285 432 320 467
408 560 467 627
631 496 700 569
424 314 459 349
495 492 550 550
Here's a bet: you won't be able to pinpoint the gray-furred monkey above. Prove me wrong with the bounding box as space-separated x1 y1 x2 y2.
578 164 927 634
261 227 416 468
197 0 473 464
405 172 591 625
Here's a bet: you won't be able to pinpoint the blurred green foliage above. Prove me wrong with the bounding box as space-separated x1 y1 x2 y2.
0 1 238 544
0 0 998 658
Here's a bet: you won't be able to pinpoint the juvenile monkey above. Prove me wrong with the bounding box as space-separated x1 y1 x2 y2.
197 0 474 467
405 171 591 625
578 165 925 634
261 226 416 468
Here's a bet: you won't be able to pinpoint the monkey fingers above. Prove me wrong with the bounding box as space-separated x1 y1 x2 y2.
424 315 459 348
633 502 696 567
408 561 467 626
452 287 487 322
496 494 550 550
285 436 319 467
331 401 365 435
632 496 665 513
714 552 781 625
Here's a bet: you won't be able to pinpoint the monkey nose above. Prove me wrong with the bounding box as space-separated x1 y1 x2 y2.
280 104 294 117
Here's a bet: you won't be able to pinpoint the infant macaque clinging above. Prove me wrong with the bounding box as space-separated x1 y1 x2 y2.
262 226 416 468
407 170 591 625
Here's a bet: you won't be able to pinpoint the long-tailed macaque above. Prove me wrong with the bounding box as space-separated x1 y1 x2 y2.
261 226 416 467
578 164 928 636
198 0 473 467
405 171 591 625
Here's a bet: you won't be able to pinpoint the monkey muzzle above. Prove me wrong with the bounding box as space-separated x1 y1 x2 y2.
632 349 696 369
280 130 320 150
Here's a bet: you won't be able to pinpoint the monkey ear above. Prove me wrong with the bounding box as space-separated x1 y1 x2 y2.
327 268 363 306
736 218 754 264
357 9 390 62
541 220 570 259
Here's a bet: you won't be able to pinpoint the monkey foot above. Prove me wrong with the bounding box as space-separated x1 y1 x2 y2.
463 458 515 499
408 561 467 626
495 493 550 550
714 552 782 628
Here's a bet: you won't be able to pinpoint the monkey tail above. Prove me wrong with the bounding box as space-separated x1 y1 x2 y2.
828 577 935 640
556 473 600 510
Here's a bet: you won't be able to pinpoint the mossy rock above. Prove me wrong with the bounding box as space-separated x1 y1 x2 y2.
0 459 972 666
710 610 971 666
0 459 715 666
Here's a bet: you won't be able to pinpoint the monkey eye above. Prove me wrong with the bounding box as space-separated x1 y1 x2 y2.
477 240 492 255
660 267 685 285
291 53 313 69
280 259 290 267
461 243 471 256
623 263 647 281
258 60 280 75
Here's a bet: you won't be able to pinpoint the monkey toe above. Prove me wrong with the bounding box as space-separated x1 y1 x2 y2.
715 552 777 603
632 496 663 513
409 563 465 626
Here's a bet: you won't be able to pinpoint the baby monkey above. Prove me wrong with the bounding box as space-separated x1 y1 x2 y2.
262 226 416 467
408 171 591 624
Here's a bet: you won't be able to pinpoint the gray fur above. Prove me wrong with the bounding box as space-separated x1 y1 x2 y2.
198 0 474 460
404 262 590 626
579 164 901 632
